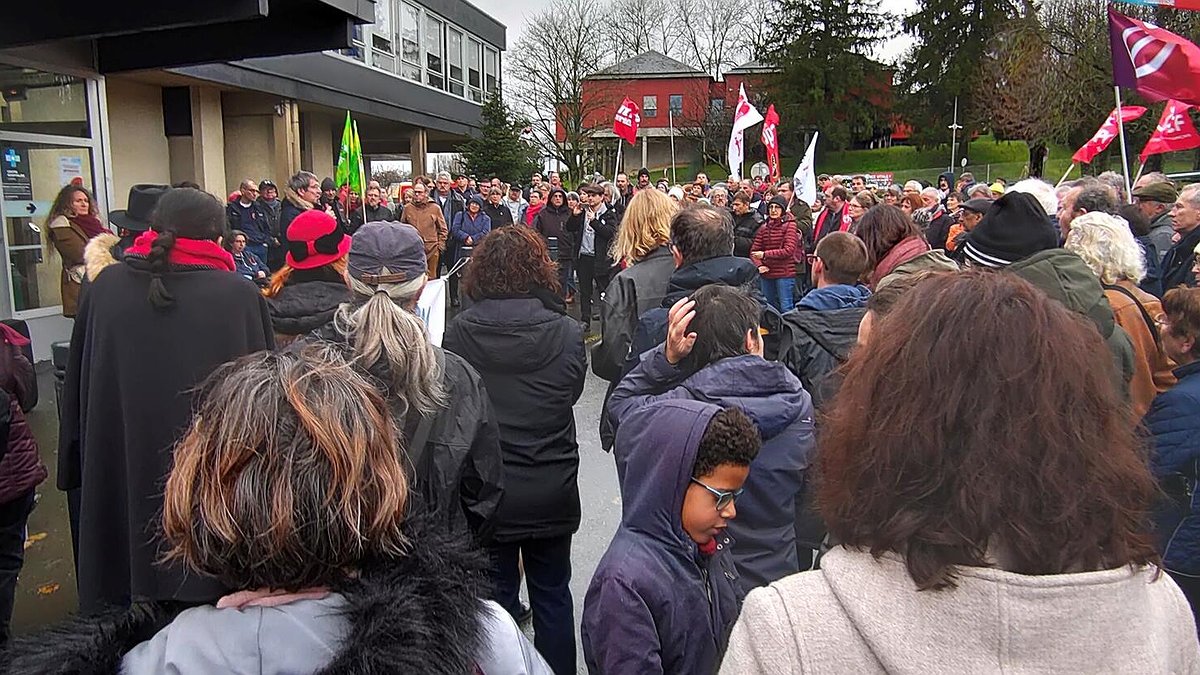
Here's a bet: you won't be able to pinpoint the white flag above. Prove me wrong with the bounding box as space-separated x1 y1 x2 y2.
793 132 819 207
728 84 764 179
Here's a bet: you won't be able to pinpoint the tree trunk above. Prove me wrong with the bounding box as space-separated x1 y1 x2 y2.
1027 140 1047 178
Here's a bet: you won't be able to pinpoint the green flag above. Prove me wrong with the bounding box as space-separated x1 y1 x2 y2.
352 120 366 199
335 111 362 195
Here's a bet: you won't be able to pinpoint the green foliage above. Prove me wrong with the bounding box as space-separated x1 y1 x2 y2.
761 0 894 151
457 95 541 183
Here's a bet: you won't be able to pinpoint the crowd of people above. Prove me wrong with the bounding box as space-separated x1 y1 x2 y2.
3 159 1200 673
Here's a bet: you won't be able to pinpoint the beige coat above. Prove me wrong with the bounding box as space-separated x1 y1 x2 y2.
720 546 1200 674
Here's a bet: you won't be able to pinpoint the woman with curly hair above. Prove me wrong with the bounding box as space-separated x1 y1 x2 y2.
720 270 1199 673
443 226 586 675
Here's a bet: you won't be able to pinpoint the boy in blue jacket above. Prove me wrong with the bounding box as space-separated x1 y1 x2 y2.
581 399 760 674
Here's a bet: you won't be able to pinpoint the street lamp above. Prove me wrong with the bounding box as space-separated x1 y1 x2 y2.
949 96 962 174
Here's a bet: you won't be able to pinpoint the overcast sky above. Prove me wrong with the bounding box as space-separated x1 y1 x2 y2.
470 0 921 66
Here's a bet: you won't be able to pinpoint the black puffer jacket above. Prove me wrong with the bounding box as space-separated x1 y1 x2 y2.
265 279 352 346
0 518 503 675
443 294 587 542
310 322 505 543
733 210 764 258
777 306 865 411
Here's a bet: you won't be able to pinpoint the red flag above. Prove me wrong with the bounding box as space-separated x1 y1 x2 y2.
1072 106 1148 164
761 105 781 182
1140 100 1200 163
614 97 641 146
1110 7 1200 106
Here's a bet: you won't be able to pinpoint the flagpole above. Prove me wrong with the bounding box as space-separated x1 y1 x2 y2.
1133 161 1147 187
1115 86 1134 204
615 140 623 184
1055 163 1076 188
669 108 677 185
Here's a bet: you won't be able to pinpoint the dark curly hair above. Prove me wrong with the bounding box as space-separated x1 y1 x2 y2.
462 226 560 299
818 269 1159 590
693 407 760 478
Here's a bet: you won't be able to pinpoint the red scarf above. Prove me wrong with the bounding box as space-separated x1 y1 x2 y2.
870 236 929 289
126 231 235 272
68 213 107 239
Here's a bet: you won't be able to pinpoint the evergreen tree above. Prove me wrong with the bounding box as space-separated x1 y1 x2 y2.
898 0 1022 147
458 95 541 182
761 0 893 151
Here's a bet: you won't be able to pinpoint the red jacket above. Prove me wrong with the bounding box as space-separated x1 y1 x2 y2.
751 216 798 279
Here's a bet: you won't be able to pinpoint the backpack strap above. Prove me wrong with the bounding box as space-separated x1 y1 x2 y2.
1103 282 1161 349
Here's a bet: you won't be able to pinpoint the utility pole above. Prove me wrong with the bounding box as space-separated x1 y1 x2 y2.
949 96 963 174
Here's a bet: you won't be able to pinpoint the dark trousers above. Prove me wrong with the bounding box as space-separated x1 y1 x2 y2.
559 258 577 299
1170 570 1200 633
577 256 597 324
491 535 575 675
0 490 34 644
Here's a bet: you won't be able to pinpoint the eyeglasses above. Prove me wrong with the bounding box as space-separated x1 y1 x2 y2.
690 478 743 511
1154 312 1170 330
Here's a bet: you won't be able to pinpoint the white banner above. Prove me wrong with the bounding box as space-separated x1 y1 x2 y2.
416 277 447 346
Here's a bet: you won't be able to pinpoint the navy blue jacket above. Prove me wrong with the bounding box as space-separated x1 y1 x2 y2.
623 255 765 376
1160 226 1200 292
231 250 269 284
449 210 491 263
796 283 870 311
609 345 815 591
1148 360 1200 575
226 200 273 246
582 399 742 675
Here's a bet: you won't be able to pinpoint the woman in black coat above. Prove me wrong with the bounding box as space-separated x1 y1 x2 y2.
443 226 586 675
58 188 274 614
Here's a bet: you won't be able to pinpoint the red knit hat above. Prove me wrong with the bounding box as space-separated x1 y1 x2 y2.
286 209 351 270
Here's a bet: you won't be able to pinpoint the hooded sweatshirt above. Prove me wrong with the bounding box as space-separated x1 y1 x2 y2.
534 188 574 259
1008 249 1135 398
719 546 1199 674
609 346 815 591
583 399 743 675
797 283 870 311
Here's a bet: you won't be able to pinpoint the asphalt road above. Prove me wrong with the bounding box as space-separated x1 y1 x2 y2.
13 362 623 673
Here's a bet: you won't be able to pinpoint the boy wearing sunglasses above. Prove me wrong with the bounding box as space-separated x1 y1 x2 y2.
582 399 760 674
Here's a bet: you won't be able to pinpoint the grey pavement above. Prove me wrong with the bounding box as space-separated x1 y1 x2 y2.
12 361 623 674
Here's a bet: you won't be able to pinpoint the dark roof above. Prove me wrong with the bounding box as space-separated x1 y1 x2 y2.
726 60 778 75
588 51 707 80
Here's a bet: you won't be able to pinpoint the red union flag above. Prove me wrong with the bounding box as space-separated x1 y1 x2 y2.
1072 106 1148 164
614 97 640 145
761 105 781 182
1140 100 1200 162
1110 7 1200 106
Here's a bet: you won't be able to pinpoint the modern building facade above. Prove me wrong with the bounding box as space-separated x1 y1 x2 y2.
0 0 504 359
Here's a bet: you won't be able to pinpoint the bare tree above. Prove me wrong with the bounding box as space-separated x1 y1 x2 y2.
603 0 681 62
508 0 613 180
670 0 756 78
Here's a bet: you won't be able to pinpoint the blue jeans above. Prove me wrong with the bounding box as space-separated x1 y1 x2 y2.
761 276 796 313
559 258 577 298
491 535 575 674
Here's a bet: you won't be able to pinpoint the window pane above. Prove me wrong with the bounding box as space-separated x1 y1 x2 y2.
373 51 396 73
0 66 90 138
400 3 421 65
450 82 465 96
484 48 498 95
468 39 482 88
669 95 682 114
448 29 464 83
402 63 422 82
425 16 444 89
469 89 482 103
643 95 657 118
373 0 393 52
1 143 97 311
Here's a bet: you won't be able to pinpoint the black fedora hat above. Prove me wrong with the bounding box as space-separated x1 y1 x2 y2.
109 184 170 232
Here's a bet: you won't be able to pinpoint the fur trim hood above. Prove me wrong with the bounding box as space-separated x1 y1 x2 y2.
83 233 121 282
282 184 316 211
1 516 493 674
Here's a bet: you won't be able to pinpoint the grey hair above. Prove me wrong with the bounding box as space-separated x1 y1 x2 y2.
601 181 620 203
1183 184 1200 209
905 180 924 192
709 186 729 200
968 184 992 199
1009 178 1059 219
436 171 452 181
288 171 317 194
1064 212 1146 284
920 187 940 200
1096 171 1127 203
332 271 446 420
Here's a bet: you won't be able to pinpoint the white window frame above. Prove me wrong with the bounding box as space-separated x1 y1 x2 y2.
643 95 658 118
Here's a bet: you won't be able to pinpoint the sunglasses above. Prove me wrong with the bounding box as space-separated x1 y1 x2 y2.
690 478 743 511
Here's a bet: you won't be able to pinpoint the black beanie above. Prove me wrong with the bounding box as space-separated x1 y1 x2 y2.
961 191 1058 268
769 195 789 211
321 177 336 191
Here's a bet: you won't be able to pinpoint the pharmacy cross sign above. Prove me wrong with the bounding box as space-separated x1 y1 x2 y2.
3 149 18 169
